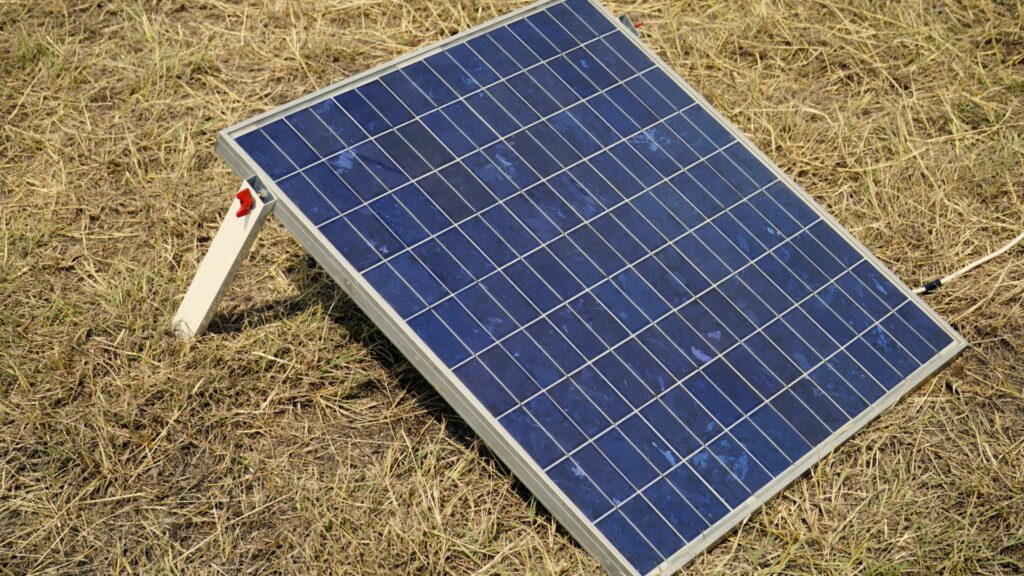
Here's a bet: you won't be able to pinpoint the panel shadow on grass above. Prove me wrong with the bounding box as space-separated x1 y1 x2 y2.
204 254 550 515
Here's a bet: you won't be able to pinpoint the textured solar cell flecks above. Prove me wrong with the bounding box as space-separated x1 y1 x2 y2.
224 0 962 574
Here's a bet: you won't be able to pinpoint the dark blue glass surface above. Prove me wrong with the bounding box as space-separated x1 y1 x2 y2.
230 2 957 572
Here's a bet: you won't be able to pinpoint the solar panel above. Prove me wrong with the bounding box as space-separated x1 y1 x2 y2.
215 1 965 573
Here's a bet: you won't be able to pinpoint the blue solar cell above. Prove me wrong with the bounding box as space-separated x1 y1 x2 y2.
237 130 293 180
309 98 367 147
707 434 771 493
569 292 628 346
357 80 413 126
526 318 585 373
436 227 493 278
592 353 652 408
682 106 734 149
483 141 539 189
319 217 377 270
547 2 597 42
224 2 961 572
525 247 583 299
525 393 587 452
391 182 450 234
548 303 605 357
459 216 516 267
846 336 902 389
447 43 499 87
261 119 320 170
479 86 532 131
526 11 577 52
480 203 538 254
418 172 472 221
663 113 717 157
489 26 540 68
620 494 684 557
607 84 660 129
549 55 600 98
389 251 447 306
748 405 810 462
827 351 885 403
895 301 953 350
529 65 578 108
506 131 561 178
809 363 868 417
365 262 425 319
412 240 472 292
549 456 612 520
643 68 695 109
605 32 651 73
395 120 454 167
688 448 749 507
420 109 475 156
728 419 789 476
500 407 562 468
790 379 848 432
507 73 560 116
335 91 388 137
368 195 427 246
454 358 516 416
327 149 385 201
403 62 458 108
456 283 516 340
277 172 337 225
615 338 673 393
712 212 763 260
505 194 560 241
408 309 469 365
463 151 518 200
380 71 434 115
438 162 495 210
569 162 624 207
286 109 344 157
504 260 562 313
374 131 429 179
479 344 540 401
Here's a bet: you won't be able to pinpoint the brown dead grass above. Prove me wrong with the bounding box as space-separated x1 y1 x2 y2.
1 0 1023 574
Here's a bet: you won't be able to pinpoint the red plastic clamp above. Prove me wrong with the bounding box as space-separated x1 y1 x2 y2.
236 187 254 217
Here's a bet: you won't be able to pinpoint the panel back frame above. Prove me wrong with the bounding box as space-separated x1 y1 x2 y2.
214 1 966 573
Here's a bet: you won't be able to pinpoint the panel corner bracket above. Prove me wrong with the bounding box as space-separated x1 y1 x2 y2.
172 180 276 339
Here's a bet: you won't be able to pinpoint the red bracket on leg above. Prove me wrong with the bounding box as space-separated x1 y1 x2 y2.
236 187 254 217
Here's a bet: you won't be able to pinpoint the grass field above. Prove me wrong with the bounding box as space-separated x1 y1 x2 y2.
2 0 1023 574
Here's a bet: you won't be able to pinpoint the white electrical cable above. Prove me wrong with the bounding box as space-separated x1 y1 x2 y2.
913 229 1024 295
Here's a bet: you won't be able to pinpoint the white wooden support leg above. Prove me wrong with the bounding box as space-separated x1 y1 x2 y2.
172 181 275 339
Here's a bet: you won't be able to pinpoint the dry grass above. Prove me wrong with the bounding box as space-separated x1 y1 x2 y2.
1 0 1023 574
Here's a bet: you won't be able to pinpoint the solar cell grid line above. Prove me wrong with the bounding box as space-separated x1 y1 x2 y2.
272 19 704 237
271 16 624 179
300 59 666 261
368 125 753 332
449 169 805 403
587 299 923 521
271 28 632 220
367 127 751 331
215 0 965 573
525 234 865 481
296 36 696 235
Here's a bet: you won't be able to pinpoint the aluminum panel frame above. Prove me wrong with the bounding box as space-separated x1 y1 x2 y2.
214 1 967 573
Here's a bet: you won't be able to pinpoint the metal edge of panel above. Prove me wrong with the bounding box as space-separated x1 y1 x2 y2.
216 0 563 145
584 2 969 574
213 5 640 573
